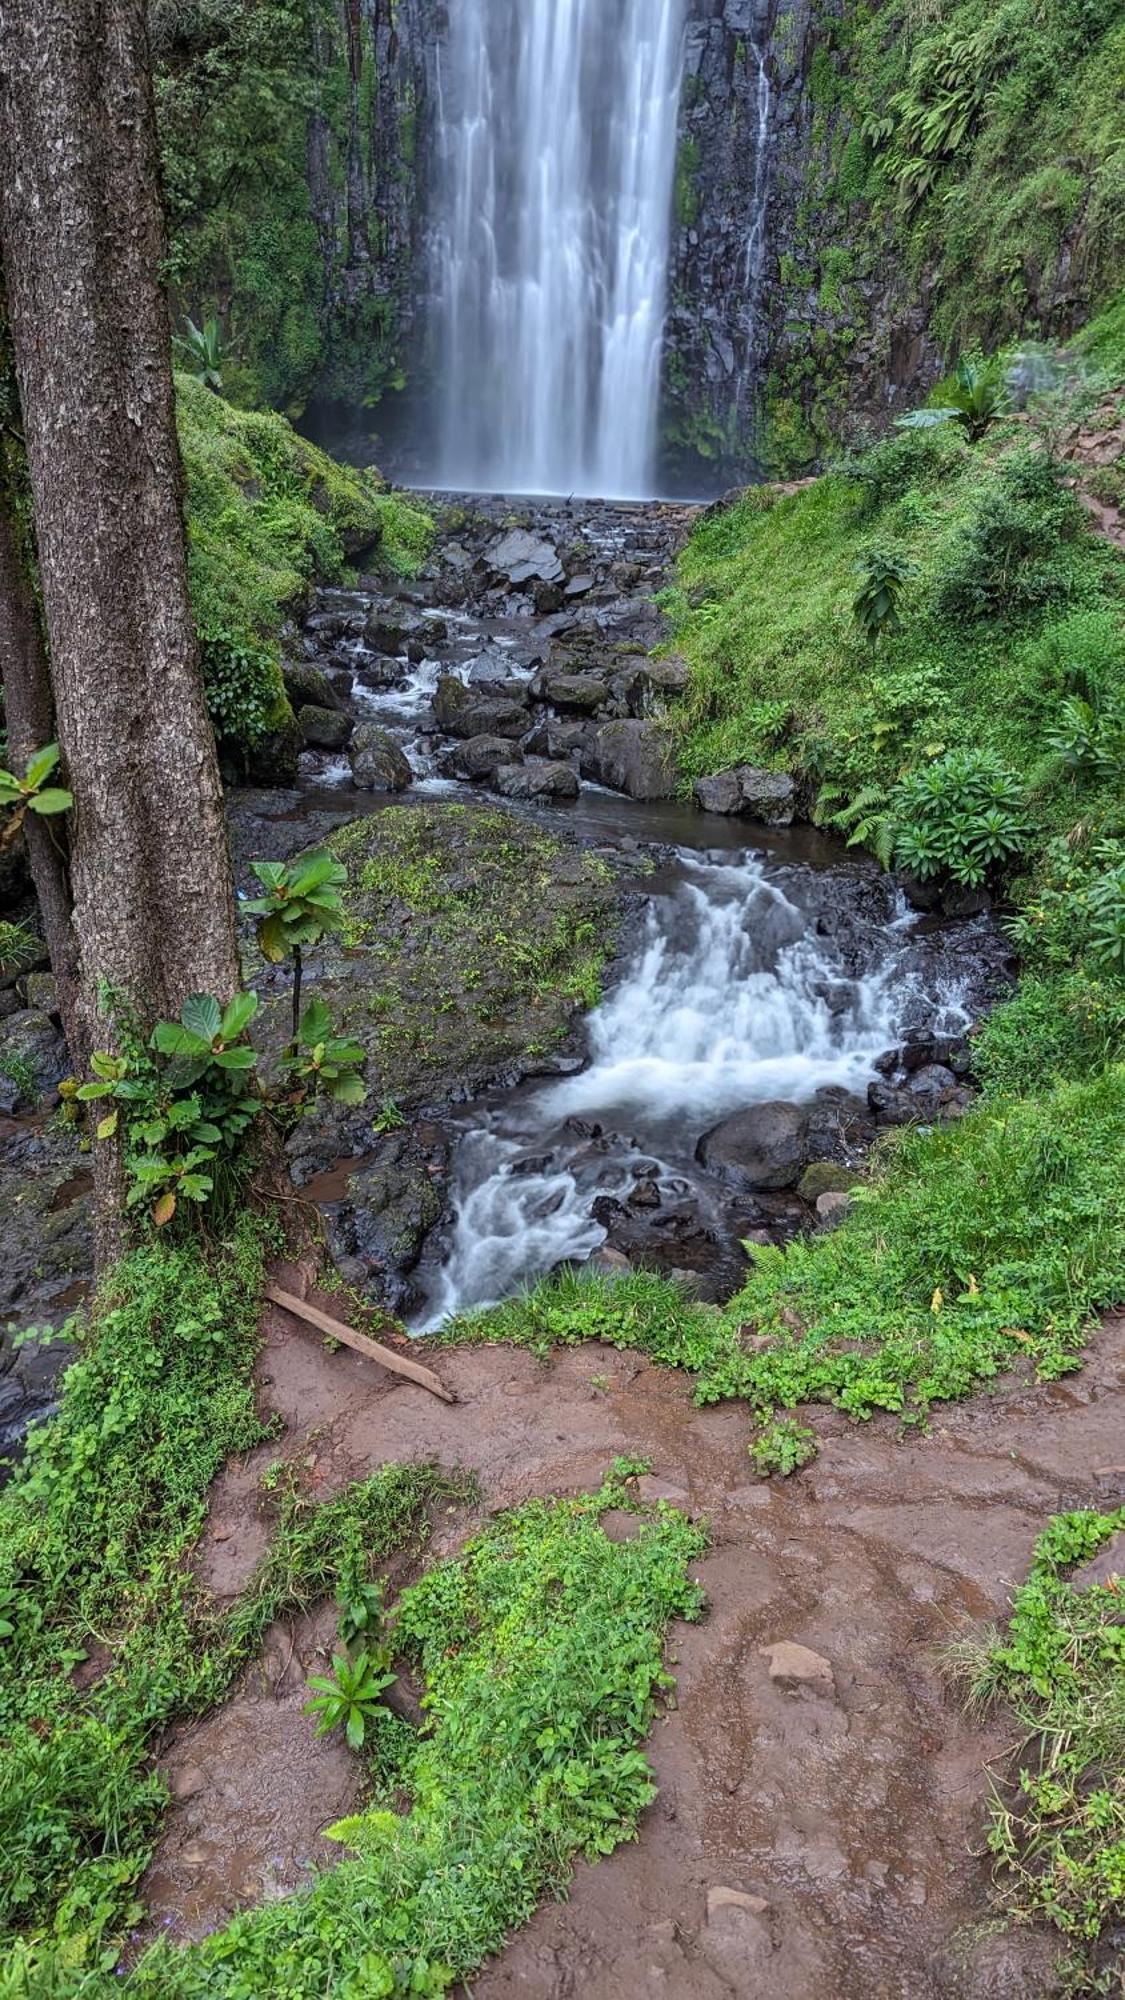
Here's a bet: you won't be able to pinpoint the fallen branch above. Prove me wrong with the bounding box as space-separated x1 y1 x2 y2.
264 1283 456 1405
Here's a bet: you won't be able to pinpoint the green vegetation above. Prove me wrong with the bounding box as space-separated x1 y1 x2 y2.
176 375 431 754
954 1508 1125 1992
322 804 622 1110
766 0 1125 469
0 1218 477 1982
0 744 73 850
154 0 417 415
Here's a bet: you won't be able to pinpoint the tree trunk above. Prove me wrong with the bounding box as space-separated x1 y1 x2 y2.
0 313 84 1061
0 0 240 1253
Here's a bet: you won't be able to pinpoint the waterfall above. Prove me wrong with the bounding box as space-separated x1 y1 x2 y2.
431 0 686 498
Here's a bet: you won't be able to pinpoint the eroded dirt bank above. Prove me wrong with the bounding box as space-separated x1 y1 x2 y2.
146 1297 1125 1998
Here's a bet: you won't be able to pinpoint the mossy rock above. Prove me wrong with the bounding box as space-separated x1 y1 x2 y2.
796 1161 862 1204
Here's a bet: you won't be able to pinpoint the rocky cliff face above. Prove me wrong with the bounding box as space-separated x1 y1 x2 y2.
225 0 1119 486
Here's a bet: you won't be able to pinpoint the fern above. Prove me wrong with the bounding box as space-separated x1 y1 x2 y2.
822 784 897 868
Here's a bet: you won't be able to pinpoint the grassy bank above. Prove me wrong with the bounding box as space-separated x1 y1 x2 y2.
177 376 431 755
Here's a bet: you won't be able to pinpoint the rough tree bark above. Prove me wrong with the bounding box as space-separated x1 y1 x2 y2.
0 307 84 1058
0 0 240 1251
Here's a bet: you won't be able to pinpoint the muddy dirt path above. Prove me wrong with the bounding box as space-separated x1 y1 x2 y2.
146 1296 1125 1997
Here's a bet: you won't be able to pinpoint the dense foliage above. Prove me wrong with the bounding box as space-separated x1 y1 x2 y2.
176 375 431 753
765 0 1125 467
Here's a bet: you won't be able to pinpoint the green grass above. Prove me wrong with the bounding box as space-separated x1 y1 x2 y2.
665 427 1123 813
953 1508 1125 1993
177 376 432 750
0 1225 468 1968
4 1463 703 1998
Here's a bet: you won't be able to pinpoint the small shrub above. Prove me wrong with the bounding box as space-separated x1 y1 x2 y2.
935 450 1086 624
892 748 1029 887
852 549 918 646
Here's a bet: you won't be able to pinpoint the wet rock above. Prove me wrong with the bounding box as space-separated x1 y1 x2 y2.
697 1102 808 1192
564 572 595 598
364 614 417 655
760 1640 836 1698
900 1034 971 1078
942 883 992 919
297 704 353 751
804 1085 875 1160
526 717 595 763
433 677 528 741
898 870 943 912
349 725 413 793
493 760 579 802
343 1129 450 1313
0 1009 70 1112
908 1062 958 1098
487 528 563 587
613 655 691 716
693 765 796 824
584 718 678 800
169 1766 206 1803
452 735 525 782
245 713 302 787
533 581 565 613
538 671 608 713
282 661 348 714
465 645 517 685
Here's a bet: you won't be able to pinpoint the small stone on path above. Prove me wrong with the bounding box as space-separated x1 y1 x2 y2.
759 1640 836 1698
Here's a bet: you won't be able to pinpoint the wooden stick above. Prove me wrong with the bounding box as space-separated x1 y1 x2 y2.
264 1284 456 1405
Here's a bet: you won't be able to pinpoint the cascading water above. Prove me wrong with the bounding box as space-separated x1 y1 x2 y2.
415 850 974 1327
431 0 686 497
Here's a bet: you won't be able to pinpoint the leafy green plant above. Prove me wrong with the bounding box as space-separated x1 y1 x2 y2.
1043 693 1125 785
747 1416 817 1477
77 992 260 1225
0 920 39 976
246 849 348 1037
371 1094 407 1134
174 312 224 391
896 354 1008 442
852 549 918 646
1086 863 1125 975
951 1508 1125 1988
279 996 366 1109
0 744 72 852
304 1648 396 1752
892 749 1028 887
935 449 1085 624
335 1580 386 1651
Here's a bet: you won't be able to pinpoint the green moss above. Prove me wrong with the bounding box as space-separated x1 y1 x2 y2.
316 805 621 1110
177 376 431 748
674 136 702 230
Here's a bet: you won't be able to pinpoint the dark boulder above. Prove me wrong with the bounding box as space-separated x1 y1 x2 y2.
298 704 353 751
584 719 677 800
283 661 349 714
693 765 796 824
538 671 608 713
494 760 579 801
804 1086 876 1161
696 1101 809 1191
349 724 413 793
432 677 528 740
452 736 525 782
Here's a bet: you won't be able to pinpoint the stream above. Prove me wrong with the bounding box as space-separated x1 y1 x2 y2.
282 493 1007 1329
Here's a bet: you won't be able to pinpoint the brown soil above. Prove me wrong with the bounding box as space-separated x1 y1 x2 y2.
144 1295 1125 1995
